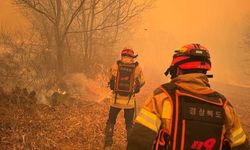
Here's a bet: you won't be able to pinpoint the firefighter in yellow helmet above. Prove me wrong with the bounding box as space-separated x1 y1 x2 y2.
127 44 250 150
104 48 145 149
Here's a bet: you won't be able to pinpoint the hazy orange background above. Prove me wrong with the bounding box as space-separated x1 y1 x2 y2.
1 0 250 85
127 0 250 85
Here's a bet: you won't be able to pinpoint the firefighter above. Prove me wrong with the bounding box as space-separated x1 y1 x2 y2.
127 44 250 150
104 48 145 149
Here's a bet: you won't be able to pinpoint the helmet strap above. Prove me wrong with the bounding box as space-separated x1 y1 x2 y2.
164 66 178 79
206 74 213 78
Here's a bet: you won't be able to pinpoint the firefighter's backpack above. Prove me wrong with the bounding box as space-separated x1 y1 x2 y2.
114 61 138 96
160 83 227 150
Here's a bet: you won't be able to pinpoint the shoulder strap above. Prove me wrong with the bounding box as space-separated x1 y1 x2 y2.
117 61 138 67
162 83 227 106
210 91 227 106
161 83 178 97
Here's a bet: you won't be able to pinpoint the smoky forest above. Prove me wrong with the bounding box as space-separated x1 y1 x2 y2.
0 0 250 150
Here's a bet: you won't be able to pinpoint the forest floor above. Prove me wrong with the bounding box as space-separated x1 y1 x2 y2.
0 82 250 150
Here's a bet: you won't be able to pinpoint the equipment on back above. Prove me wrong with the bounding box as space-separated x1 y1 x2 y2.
114 61 138 96
165 43 212 79
159 83 227 150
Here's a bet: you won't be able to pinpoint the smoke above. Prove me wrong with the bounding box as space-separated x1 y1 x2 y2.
1 0 250 86
35 73 110 105
125 0 250 86
63 73 110 102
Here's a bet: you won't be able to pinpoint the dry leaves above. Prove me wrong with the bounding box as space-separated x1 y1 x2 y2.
1 81 250 150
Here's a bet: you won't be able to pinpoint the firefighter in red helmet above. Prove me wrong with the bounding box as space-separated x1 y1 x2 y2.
127 44 250 150
104 48 145 149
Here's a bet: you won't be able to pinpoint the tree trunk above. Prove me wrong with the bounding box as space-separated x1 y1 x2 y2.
56 43 64 79
55 0 63 80
89 0 96 61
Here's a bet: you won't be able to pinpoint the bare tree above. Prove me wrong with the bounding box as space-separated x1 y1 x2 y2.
13 0 86 79
70 0 153 75
11 0 154 80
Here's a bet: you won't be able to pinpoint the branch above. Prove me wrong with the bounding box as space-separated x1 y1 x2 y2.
16 0 56 24
61 0 86 41
49 0 57 17
67 0 154 39
94 0 117 15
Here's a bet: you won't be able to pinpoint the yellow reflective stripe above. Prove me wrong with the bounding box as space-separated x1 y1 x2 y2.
230 128 243 139
231 134 247 147
135 109 161 132
230 128 247 147
161 100 171 119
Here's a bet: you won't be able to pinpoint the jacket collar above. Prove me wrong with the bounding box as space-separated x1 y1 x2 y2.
170 73 213 93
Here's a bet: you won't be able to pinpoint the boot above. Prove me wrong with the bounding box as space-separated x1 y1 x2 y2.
104 123 114 149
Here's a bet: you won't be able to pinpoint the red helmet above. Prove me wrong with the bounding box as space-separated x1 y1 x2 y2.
165 44 211 78
121 48 138 58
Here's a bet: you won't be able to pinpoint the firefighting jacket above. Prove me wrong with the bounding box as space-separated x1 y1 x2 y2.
127 73 249 150
109 57 145 109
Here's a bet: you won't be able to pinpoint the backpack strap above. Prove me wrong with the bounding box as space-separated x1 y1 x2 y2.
161 83 178 98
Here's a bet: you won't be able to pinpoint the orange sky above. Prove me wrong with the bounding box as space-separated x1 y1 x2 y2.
1 0 250 84
126 0 250 84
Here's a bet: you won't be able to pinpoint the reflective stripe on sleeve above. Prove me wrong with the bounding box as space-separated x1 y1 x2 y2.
230 127 247 147
135 108 161 132
161 100 172 119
